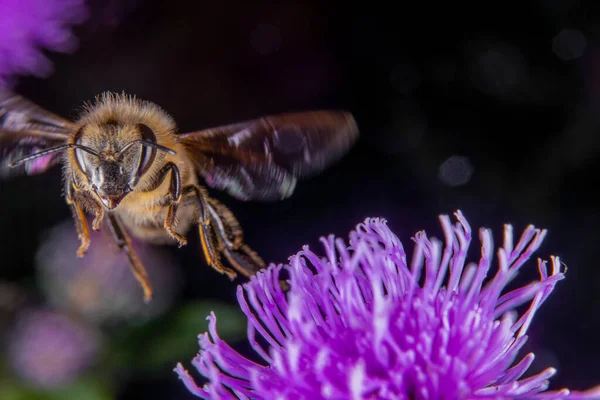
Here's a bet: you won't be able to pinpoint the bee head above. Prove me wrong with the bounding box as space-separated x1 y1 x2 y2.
73 121 175 210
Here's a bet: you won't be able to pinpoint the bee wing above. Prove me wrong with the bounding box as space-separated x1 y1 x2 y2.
176 110 359 201
0 90 73 177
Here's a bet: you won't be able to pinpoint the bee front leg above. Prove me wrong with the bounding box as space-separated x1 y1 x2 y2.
65 179 92 257
182 185 237 280
65 177 106 257
106 213 153 302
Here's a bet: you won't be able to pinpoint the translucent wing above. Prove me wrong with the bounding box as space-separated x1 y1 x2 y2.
176 110 359 201
0 90 73 178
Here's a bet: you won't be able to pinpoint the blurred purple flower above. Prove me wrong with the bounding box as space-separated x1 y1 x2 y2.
176 211 600 399
7 308 101 388
0 0 87 87
36 217 181 325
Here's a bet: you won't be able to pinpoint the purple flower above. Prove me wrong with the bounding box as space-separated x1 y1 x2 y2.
175 211 600 399
7 308 101 388
0 0 87 87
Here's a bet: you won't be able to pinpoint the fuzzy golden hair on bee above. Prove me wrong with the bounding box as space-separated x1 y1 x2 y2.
75 91 177 140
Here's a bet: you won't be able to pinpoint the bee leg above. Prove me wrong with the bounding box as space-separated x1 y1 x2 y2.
206 198 243 249
151 162 188 246
206 198 266 278
70 202 90 257
206 199 288 289
65 180 91 257
91 206 105 231
106 213 153 302
165 202 188 247
182 185 237 280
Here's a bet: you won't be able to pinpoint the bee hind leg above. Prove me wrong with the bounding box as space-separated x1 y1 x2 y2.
182 185 237 280
206 197 267 278
206 198 290 290
106 213 153 302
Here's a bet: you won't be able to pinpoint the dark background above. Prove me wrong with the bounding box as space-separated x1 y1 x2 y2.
1 0 600 398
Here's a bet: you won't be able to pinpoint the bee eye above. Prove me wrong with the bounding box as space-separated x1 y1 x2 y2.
135 124 157 181
74 148 87 174
73 126 86 171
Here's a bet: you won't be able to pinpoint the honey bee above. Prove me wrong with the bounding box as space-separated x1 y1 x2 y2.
0 90 359 302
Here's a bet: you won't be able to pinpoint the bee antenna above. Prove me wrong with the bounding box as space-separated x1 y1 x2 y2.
120 139 176 155
8 144 100 167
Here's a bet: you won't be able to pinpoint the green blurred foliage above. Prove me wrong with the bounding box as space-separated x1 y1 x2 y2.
0 376 112 400
107 300 247 373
